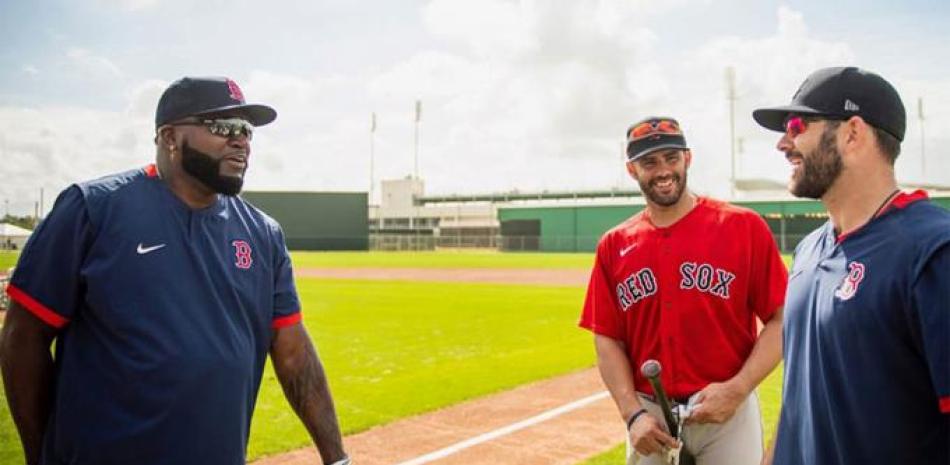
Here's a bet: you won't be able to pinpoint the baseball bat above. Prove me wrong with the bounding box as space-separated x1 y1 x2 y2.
640 359 679 437
640 359 696 465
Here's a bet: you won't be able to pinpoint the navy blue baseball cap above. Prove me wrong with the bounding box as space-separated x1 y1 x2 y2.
155 76 277 127
753 66 906 141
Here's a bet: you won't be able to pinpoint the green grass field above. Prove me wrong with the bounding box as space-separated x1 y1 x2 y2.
248 278 591 459
289 250 595 269
0 250 594 272
0 251 18 271
0 251 21 462
0 250 789 464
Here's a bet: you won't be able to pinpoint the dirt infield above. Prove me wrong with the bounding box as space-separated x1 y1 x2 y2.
250 368 622 465
295 268 590 287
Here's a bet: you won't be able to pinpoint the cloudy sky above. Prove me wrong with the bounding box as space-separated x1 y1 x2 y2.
1 0 948 215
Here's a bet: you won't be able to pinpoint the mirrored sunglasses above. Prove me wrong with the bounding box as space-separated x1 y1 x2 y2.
173 117 255 140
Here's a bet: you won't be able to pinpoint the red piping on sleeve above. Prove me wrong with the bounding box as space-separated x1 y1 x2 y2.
939 396 950 414
144 164 159 178
5 285 69 329
272 312 302 329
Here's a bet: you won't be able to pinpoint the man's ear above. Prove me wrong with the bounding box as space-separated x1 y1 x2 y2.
683 149 692 169
625 160 639 180
844 116 872 146
839 116 875 160
156 125 176 149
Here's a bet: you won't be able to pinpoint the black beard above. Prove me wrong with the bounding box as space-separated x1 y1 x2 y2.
180 140 244 196
789 126 843 199
639 171 687 207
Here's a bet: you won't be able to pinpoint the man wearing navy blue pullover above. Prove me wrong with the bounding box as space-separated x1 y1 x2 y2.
754 67 949 465
0 76 351 465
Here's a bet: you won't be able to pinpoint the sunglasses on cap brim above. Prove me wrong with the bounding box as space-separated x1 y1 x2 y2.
626 119 682 142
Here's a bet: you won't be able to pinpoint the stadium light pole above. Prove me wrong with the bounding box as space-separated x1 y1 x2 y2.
413 100 422 180
918 97 925 181
370 112 376 205
725 67 737 200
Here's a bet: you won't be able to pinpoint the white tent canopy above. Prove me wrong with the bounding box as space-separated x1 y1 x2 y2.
0 223 32 237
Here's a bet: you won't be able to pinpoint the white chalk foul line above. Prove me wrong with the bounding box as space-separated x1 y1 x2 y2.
393 390 611 465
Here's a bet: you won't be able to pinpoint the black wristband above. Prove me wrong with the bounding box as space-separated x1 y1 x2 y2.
626 408 648 430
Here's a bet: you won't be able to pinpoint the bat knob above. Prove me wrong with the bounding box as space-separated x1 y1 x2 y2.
640 359 662 379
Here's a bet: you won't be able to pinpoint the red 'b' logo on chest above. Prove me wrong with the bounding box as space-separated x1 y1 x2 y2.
226 79 245 102
834 261 865 300
232 240 253 269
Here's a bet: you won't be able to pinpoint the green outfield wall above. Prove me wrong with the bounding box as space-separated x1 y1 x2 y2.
241 192 368 251
499 195 950 253
499 205 642 252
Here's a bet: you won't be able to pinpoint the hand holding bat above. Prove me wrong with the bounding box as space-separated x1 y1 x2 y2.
640 359 697 465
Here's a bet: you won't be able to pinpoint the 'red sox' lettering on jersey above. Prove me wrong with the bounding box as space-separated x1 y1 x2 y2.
680 262 736 299
616 268 658 310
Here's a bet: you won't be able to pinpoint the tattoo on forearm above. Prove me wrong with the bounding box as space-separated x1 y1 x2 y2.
279 342 346 461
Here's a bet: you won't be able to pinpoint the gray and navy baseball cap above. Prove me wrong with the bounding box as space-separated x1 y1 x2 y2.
625 116 689 162
752 66 906 141
155 76 277 127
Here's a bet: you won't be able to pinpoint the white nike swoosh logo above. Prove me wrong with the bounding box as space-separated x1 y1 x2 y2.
137 243 166 255
619 244 636 257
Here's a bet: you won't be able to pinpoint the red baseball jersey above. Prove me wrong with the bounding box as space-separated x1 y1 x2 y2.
579 197 787 399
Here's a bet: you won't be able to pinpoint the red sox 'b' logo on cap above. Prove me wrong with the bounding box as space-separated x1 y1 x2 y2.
835 261 865 300
226 79 245 103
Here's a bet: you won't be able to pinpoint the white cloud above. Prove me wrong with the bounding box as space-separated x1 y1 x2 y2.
21 65 39 76
0 104 153 216
96 0 161 12
3 2 948 217
66 48 124 80
370 0 678 195
422 0 538 59
671 5 857 192
124 79 168 121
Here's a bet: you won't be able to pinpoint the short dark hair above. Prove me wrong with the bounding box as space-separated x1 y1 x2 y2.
824 118 901 165
872 126 901 164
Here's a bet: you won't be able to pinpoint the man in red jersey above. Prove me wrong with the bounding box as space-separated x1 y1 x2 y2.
579 117 787 465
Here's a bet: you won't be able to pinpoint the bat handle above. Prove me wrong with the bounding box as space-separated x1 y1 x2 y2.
645 377 679 438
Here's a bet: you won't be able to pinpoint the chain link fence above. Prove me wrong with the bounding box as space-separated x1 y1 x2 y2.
369 232 807 253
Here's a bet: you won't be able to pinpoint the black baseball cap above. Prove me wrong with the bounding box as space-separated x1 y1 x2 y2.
625 116 689 162
752 66 906 141
155 76 277 127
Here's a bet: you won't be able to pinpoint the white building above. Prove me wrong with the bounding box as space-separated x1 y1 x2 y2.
368 177 639 249
0 223 32 250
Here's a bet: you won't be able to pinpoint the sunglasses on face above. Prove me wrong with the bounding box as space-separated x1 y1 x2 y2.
627 119 682 141
784 116 811 138
173 117 255 140
784 115 848 139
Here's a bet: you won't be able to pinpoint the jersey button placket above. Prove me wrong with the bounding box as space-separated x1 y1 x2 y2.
658 231 676 389
663 231 680 390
